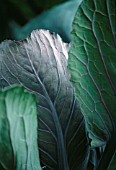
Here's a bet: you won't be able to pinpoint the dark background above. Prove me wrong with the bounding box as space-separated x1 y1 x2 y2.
0 0 68 42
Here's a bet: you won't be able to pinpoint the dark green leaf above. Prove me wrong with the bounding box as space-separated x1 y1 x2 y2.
68 0 116 148
0 86 42 170
0 30 89 170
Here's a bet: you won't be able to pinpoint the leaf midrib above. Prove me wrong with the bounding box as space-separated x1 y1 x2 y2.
24 43 69 170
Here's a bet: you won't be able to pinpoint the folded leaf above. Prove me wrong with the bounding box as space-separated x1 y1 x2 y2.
0 86 42 170
68 0 116 148
0 30 89 170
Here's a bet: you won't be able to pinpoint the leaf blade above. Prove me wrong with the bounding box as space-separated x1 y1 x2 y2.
68 0 116 147
0 86 42 170
0 30 89 170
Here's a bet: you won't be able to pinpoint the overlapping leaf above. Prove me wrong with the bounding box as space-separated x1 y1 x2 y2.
0 30 89 170
0 86 42 170
68 0 116 147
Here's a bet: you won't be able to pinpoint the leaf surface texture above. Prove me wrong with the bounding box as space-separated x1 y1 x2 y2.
0 30 89 170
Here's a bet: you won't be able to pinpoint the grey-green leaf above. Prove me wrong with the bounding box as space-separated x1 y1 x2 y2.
68 0 116 148
0 30 89 170
0 86 42 170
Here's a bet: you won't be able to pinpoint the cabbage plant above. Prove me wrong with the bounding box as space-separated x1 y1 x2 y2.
0 0 115 170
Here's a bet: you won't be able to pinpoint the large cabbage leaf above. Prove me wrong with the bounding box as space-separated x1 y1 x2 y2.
68 1 116 169
0 30 89 170
68 0 116 148
0 86 42 170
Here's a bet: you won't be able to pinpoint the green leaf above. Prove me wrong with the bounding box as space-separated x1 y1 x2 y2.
0 30 89 170
10 0 83 42
0 86 42 170
68 0 116 148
